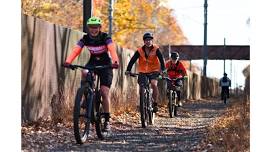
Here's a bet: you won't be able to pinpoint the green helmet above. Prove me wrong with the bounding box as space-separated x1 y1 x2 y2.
87 17 102 25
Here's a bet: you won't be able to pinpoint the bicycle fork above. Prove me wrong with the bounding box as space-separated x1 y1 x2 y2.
85 89 94 136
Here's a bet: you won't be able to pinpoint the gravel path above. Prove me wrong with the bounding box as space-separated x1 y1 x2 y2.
22 98 227 152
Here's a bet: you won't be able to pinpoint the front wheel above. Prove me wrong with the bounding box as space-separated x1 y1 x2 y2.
94 91 104 140
168 90 174 118
140 87 147 128
73 87 93 144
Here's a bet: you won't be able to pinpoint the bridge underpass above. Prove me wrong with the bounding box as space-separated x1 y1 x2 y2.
161 45 250 94
161 45 250 60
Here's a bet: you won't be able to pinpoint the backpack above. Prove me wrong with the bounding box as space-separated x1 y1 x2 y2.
222 77 228 82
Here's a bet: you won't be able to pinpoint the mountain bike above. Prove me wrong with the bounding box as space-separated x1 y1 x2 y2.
127 73 155 128
64 64 112 144
163 77 184 118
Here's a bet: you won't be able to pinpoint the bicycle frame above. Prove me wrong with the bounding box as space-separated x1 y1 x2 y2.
63 64 112 144
128 73 155 127
163 77 184 117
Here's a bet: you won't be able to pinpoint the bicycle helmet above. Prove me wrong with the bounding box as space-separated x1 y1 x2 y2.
224 73 227 76
87 17 102 25
143 32 154 40
170 52 179 60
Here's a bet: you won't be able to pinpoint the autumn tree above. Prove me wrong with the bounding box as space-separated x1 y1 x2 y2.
22 0 188 49
22 0 83 29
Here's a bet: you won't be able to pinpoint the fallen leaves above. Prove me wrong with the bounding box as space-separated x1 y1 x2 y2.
22 97 248 151
198 98 250 151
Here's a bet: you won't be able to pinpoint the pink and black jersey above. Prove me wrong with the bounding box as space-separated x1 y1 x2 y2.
65 31 119 66
77 32 113 65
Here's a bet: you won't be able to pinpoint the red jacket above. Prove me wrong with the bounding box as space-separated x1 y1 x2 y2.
165 60 187 79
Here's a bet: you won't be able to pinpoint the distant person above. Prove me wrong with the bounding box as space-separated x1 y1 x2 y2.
125 32 166 113
165 51 188 106
219 73 231 100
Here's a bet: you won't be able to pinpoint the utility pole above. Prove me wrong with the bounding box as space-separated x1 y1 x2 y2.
230 59 232 95
230 59 232 82
223 38 226 74
108 0 113 36
203 0 208 76
190 60 192 71
168 44 171 58
83 0 93 33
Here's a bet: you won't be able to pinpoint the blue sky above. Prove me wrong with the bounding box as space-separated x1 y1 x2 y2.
168 0 250 88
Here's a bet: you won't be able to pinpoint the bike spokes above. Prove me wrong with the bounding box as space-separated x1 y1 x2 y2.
73 87 93 144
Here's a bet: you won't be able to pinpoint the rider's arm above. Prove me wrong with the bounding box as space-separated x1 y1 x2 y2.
228 78 231 87
156 49 166 71
178 62 187 76
65 39 84 64
126 51 140 71
165 60 170 69
106 38 119 64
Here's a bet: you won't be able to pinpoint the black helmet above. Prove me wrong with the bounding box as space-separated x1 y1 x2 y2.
224 73 227 76
170 52 179 60
143 32 154 40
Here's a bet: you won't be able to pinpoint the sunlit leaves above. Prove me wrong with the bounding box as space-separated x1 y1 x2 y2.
22 0 188 49
22 0 83 29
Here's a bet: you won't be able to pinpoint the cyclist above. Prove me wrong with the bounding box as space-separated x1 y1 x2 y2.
125 32 166 113
219 73 231 100
63 17 119 132
165 51 188 107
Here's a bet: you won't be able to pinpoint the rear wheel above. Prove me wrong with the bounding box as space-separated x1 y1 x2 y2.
73 87 92 144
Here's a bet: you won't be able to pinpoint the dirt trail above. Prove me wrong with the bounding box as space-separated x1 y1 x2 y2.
22 98 228 152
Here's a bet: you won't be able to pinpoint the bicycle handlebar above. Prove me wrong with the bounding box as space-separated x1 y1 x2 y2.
128 73 140 77
63 64 113 71
162 76 185 81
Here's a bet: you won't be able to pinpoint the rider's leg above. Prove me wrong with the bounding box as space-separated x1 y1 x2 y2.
226 87 230 98
98 68 113 131
175 79 181 101
100 85 111 131
100 85 110 114
150 79 159 112
175 79 183 106
176 90 181 101
221 87 226 100
151 79 158 103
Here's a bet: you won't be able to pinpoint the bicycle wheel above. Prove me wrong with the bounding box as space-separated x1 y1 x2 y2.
140 87 147 128
73 87 92 144
168 90 174 118
173 91 178 117
94 91 104 140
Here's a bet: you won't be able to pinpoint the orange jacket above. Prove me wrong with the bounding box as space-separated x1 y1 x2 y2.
137 45 160 73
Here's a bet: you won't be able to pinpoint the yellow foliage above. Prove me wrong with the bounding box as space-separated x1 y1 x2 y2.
22 0 188 49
